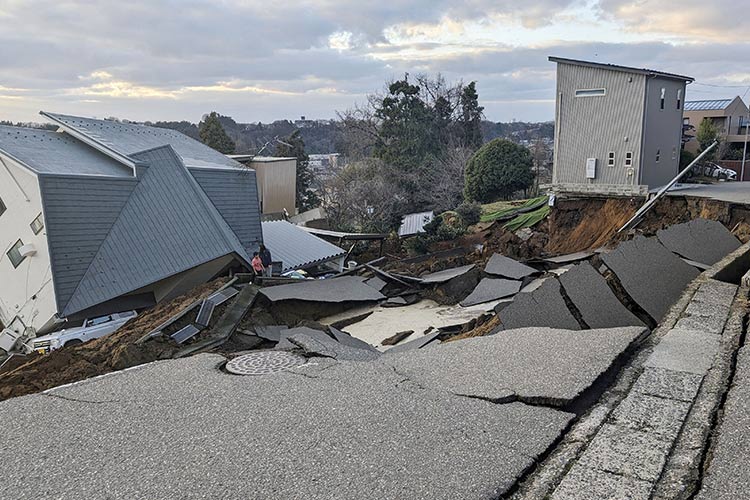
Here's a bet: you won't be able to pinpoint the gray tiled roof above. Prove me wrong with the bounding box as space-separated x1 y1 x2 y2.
262 220 345 272
0 125 131 176
41 112 240 169
46 145 252 316
684 99 734 111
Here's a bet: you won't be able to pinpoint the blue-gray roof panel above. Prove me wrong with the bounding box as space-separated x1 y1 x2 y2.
262 220 346 272
190 167 263 253
42 112 240 169
684 99 733 111
0 125 132 176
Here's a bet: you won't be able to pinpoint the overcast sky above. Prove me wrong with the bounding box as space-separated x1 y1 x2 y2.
1 0 748 125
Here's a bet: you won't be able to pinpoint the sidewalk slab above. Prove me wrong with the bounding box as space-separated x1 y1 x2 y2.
643 328 720 375
551 464 653 500
630 367 704 402
609 392 691 441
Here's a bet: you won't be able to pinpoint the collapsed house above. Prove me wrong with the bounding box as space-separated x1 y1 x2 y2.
0 112 263 336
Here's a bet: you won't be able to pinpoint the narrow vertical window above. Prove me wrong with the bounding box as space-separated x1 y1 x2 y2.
30 213 44 235
660 88 665 110
7 240 25 268
676 89 682 110
607 151 616 167
625 152 633 167
672 148 677 160
656 149 661 162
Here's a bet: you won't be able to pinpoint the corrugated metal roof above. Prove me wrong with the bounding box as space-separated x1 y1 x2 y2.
684 99 734 111
398 211 434 237
0 125 132 176
41 112 240 170
53 145 251 316
262 220 346 272
548 56 694 82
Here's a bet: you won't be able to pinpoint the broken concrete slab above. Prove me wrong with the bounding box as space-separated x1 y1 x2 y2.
420 264 476 283
544 251 595 265
328 327 379 353
275 327 335 349
643 328 721 375
496 279 581 331
384 331 441 354
260 276 386 303
657 218 741 266
601 236 700 322
484 253 538 279
253 325 289 342
384 326 646 406
559 262 645 329
364 276 387 291
289 334 381 361
630 367 704 403
3 354 575 499
460 278 521 307
551 464 653 500
694 346 750 499
609 392 692 441
577 423 672 482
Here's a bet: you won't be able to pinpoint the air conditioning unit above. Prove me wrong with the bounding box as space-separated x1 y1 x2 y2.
0 328 21 353
19 243 36 258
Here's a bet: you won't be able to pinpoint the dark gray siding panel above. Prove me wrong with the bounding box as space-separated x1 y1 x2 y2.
63 146 249 316
39 175 137 313
641 77 686 188
190 168 263 252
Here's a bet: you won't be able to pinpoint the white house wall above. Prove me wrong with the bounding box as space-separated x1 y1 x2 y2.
0 153 57 335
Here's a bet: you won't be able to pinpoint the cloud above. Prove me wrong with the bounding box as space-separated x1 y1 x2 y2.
0 1 746 124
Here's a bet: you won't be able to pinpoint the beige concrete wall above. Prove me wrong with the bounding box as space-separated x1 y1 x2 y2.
251 159 296 215
0 154 58 335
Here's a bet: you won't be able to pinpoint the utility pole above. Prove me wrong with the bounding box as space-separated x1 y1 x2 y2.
742 107 749 182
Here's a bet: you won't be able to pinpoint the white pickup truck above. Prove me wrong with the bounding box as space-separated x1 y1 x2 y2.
29 311 138 354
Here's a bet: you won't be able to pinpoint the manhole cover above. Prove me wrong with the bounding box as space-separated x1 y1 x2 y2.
225 351 307 375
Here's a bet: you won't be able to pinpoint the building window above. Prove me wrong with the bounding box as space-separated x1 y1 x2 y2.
672 148 677 160
0 197 5 218
607 152 616 167
677 89 682 110
656 149 661 162
660 88 665 110
7 240 25 269
625 152 633 167
575 88 606 97
30 213 44 235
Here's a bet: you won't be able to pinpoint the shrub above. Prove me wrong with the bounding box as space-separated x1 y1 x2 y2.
455 201 482 226
464 138 533 202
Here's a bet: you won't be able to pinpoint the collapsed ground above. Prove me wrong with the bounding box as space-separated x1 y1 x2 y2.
2 194 750 402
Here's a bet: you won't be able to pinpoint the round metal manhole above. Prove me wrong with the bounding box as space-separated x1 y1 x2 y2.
225 351 307 376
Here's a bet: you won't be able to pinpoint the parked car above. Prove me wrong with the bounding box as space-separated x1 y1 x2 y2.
703 162 737 181
29 311 138 354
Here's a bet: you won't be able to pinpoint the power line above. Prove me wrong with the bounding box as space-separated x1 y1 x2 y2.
692 82 750 89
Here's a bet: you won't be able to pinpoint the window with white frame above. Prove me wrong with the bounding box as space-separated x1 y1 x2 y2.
575 88 606 97
656 149 661 162
625 152 633 167
607 151 616 167
7 240 25 269
660 88 666 110
30 213 44 235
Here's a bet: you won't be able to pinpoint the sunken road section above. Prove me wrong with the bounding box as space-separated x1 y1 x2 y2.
0 324 646 500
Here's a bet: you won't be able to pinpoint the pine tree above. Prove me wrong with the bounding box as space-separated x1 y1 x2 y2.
458 82 484 150
199 112 235 154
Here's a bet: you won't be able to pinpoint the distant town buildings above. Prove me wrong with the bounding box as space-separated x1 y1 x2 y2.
548 56 693 195
683 97 749 155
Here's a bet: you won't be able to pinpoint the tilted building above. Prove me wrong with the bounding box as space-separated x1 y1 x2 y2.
549 57 694 195
0 112 262 336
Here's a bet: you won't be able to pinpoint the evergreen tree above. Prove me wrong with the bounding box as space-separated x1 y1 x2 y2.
696 117 720 160
199 112 235 154
275 130 320 211
458 82 484 150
